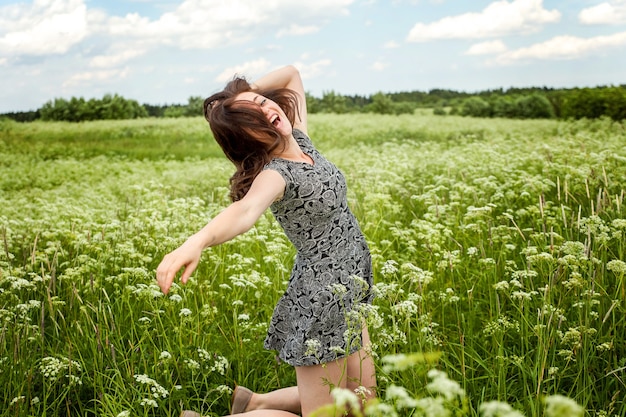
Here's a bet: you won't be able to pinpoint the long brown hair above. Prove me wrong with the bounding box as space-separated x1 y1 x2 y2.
203 77 299 201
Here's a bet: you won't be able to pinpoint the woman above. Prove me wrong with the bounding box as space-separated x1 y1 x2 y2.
156 65 377 417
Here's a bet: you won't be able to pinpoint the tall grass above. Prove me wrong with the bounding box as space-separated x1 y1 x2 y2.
0 114 624 416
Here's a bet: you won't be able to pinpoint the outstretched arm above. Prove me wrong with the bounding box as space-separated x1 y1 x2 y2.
156 169 285 294
252 65 308 134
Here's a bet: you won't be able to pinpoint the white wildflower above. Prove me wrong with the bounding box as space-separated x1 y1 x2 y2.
426 369 465 401
511 290 534 301
354 385 371 398
381 260 399 276
415 397 449 417
365 402 398 417
10 396 25 405
381 353 439 372
479 400 524 417
140 398 158 408
331 387 361 410
304 339 321 356
543 395 583 417
216 384 232 395
134 374 168 399
385 385 418 408
197 348 211 361
169 294 183 303
185 359 200 370
210 355 229 375
493 281 510 291
607 259 626 274
328 283 348 296
393 300 418 317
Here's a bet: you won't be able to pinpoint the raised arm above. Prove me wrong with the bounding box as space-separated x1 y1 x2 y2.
252 65 308 134
156 169 285 294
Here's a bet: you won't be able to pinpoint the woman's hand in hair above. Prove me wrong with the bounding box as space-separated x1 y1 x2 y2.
252 65 307 133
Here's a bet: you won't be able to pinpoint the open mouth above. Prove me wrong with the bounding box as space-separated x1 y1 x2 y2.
271 115 280 127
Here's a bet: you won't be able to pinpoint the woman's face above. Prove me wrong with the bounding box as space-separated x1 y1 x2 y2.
236 92 293 137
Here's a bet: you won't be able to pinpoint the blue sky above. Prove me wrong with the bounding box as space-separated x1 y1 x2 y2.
1 0 625 113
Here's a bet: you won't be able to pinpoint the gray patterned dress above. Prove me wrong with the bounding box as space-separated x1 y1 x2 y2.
262 129 373 366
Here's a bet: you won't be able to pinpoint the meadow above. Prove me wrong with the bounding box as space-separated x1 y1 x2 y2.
0 113 624 417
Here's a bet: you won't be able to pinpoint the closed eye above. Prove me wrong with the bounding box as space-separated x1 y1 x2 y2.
259 98 267 106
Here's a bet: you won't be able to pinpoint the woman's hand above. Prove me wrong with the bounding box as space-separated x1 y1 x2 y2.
252 65 307 133
156 237 204 294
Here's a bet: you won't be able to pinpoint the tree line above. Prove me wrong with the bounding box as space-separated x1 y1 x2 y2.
2 85 625 122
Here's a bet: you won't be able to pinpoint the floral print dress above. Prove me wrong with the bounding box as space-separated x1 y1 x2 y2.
262 129 373 366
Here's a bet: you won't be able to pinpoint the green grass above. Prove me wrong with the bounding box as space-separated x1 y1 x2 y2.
0 114 624 416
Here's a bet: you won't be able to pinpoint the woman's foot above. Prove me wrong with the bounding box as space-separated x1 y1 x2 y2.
231 386 254 414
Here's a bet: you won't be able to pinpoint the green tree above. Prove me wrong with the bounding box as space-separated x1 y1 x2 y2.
319 91 347 114
514 93 554 119
305 92 322 114
460 97 491 117
602 86 626 120
492 96 517 118
562 88 606 119
185 96 204 117
367 92 394 115
38 94 147 121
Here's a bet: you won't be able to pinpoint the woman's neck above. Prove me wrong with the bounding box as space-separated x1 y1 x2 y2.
276 134 313 164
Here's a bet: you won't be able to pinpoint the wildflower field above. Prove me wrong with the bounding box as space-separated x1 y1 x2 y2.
1 113 625 417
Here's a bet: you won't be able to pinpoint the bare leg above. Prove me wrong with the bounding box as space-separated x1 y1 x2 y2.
231 411 298 417
234 326 376 417
346 326 377 399
241 386 301 414
295 357 349 417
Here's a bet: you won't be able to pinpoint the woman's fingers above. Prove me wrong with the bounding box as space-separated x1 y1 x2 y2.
156 253 181 294
156 247 200 294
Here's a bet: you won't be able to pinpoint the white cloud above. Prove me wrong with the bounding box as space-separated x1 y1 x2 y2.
492 31 626 65
213 57 332 85
579 1 626 25
293 59 333 80
384 40 400 49
215 58 273 83
465 40 508 55
105 0 354 50
89 47 147 68
407 0 561 42
0 0 354 58
63 67 130 87
371 61 389 71
276 24 320 38
0 0 89 55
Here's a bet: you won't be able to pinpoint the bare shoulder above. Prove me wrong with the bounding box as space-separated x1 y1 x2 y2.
248 169 286 203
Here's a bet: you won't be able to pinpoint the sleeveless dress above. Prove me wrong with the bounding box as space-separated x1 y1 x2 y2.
262 129 373 366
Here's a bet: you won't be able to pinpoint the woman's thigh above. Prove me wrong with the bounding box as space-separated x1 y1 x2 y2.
295 327 377 416
346 325 377 396
295 357 348 417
